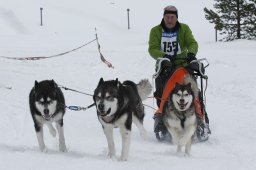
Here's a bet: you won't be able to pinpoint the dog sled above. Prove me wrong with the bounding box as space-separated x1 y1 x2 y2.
153 58 211 143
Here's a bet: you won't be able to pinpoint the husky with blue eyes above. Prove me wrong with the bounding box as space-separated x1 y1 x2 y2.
29 80 67 152
93 78 152 161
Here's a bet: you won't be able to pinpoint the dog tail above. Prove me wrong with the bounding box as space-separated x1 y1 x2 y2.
137 79 152 101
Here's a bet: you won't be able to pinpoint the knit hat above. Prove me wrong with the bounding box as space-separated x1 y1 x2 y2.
163 5 178 18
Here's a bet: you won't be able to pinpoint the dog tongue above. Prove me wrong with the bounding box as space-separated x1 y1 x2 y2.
98 112 106 116
102 112 108 116
179 103 187 110
99 108 111 117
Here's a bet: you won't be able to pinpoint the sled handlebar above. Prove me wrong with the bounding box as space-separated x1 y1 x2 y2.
190 58 209 79
152 58 209 79
152 58 170 79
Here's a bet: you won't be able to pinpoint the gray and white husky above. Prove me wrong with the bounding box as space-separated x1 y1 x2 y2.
163 75 198 155
29 80 67 152
93 78 152 161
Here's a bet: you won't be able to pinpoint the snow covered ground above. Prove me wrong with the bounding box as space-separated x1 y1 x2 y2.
1 0 256 169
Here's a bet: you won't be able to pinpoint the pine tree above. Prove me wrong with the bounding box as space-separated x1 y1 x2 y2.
204 0 256 41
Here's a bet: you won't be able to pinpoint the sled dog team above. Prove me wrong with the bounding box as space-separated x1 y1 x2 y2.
29 74 202 161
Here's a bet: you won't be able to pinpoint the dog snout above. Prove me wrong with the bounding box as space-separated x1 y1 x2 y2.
44 109 49 115
98 103 104 111
180 99 185 104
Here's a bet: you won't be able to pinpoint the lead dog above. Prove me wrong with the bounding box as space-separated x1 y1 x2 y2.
29 80 67 152
93 78 152 161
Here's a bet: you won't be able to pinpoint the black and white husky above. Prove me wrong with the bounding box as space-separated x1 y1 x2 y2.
93 78 152 161
29 80 67 152
163 75 198 155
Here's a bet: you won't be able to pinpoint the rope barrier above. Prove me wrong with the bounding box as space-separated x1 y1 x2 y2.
0 38 97 61
0 29 114 68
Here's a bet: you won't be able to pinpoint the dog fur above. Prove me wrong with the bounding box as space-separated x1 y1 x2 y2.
93 78 152 161
163 74 198 155
29 80 67 152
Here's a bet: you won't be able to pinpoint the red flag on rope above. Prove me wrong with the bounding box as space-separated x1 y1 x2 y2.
95 28 114 69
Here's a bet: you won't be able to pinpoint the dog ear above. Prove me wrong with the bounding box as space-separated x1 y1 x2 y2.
186 82 192 89
50 79 56 88
174 82 181 88
115 78 122 89
34 80 39 90
99 77 104 85
115 78 119 86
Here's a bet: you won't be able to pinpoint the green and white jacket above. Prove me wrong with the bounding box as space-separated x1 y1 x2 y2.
148 21 198 67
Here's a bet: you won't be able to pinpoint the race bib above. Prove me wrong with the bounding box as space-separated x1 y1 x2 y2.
161 32 181 56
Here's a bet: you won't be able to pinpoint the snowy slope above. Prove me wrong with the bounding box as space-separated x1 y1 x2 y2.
1 0 256 169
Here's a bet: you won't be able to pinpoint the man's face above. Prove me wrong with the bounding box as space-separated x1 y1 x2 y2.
163 13 177 29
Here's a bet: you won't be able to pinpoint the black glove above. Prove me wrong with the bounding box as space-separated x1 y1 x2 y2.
161 60 172 69
187 53 197 63
189 60 205 75
163 54 175 63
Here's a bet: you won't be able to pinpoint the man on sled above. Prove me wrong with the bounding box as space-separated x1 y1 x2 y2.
148 5 211 142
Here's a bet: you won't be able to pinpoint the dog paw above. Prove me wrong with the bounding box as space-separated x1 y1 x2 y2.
59 145 67 152
176 151 190 157
107 153 116 160
40 147 48 153
118 156 128 161
184 152 190 157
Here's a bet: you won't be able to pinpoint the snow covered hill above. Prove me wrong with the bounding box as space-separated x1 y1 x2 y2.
1 0 256 169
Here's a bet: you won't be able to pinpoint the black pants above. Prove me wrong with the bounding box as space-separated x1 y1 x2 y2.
154 68 174 108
